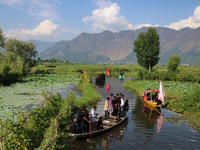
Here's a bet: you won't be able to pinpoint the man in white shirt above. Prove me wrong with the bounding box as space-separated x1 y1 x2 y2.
120 95 125 111
91 106 98 131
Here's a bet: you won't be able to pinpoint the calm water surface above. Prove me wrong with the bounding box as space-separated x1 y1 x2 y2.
65 77 200 150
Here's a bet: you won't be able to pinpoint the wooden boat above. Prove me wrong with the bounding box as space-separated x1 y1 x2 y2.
95 73 106 82
69 113 128 139
142 90 161 113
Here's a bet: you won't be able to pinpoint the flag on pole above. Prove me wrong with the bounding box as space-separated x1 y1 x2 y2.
106 68 110 75
158 81 165 104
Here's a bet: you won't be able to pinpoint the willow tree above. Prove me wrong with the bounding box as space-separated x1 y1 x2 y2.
133 27 160 72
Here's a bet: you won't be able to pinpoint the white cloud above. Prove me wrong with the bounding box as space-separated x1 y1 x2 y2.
83 0 134 32
0 0 22 6
165 6 200 30
131 24 153 30
5 19 58 40
0 0 60 20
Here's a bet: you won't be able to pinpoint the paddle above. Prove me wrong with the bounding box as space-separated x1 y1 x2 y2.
90 121 91 138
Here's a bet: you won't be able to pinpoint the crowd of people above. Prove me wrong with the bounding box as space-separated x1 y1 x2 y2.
104 93 129 122
70 93 129 134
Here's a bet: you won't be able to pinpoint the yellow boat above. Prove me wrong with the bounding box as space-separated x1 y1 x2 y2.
142 90 162 113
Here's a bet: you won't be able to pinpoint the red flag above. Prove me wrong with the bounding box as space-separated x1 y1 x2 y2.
106 68 110 75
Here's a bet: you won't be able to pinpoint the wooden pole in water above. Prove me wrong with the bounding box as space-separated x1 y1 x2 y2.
90 121 91 138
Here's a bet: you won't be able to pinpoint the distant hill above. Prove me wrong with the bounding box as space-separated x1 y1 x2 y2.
30 40 57 54
39 27 200 65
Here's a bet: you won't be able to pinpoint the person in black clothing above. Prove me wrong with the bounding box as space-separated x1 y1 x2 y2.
82 108 90 133
77 106 91 133
124 100 129 112
116 93 121 110
97 117 103 130
70 117 81 134
112 96 118 116
77 106 86 133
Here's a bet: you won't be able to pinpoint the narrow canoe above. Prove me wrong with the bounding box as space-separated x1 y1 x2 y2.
69 113 128 139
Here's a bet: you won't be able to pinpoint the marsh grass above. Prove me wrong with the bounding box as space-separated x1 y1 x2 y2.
74 72 100 107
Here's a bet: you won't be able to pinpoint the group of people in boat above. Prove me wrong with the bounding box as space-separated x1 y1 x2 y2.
143 88 162 105
70 93 129 134
104 93 129 122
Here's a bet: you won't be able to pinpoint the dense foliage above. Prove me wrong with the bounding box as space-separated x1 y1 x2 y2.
133 27 160 72
168 55 180 72
166 84 200 113
0 28 37 85
137 67 200 83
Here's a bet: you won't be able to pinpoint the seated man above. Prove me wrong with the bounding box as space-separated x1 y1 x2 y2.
124 100 129 112
97 117 103 130
119 110 125 117
69 117 81 134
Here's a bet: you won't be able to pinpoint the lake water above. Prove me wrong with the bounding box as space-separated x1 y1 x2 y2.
65 77 200 150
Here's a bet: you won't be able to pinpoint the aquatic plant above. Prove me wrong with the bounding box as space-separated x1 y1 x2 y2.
0 74 80 119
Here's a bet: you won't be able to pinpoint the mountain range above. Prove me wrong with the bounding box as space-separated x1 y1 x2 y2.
39 27 200 65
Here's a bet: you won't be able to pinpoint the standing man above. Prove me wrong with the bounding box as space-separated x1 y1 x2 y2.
109 93 113 115
120 95 125 112
91 106 98 131
112 96 118 116
104 97 109 122
82 108 90 133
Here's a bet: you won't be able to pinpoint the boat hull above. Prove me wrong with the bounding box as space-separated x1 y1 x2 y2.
69 114 127 139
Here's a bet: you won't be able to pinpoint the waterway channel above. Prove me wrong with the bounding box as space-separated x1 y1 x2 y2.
65 77 200 150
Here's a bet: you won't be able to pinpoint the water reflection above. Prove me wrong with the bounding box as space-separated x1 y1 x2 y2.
102 119 128 149
95 80 105 88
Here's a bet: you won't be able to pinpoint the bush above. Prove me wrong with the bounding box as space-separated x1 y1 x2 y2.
0 65 22 85
136 68 199 83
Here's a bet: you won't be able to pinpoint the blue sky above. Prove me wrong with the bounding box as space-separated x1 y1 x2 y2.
0 0 200 42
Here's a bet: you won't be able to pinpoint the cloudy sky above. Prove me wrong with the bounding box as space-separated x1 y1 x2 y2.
0 0 200 42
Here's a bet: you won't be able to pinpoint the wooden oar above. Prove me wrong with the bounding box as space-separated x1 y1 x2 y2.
90 121 91 138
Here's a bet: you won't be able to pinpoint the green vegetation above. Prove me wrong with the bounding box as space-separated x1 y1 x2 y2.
0 74 80 120
0 72 100 149
133 27 160 72
124 80 196 98
36 63 141 77
0 28 37 85
137 65 200 83
75 72 100 107
168 55 180 72
165 84 200 130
